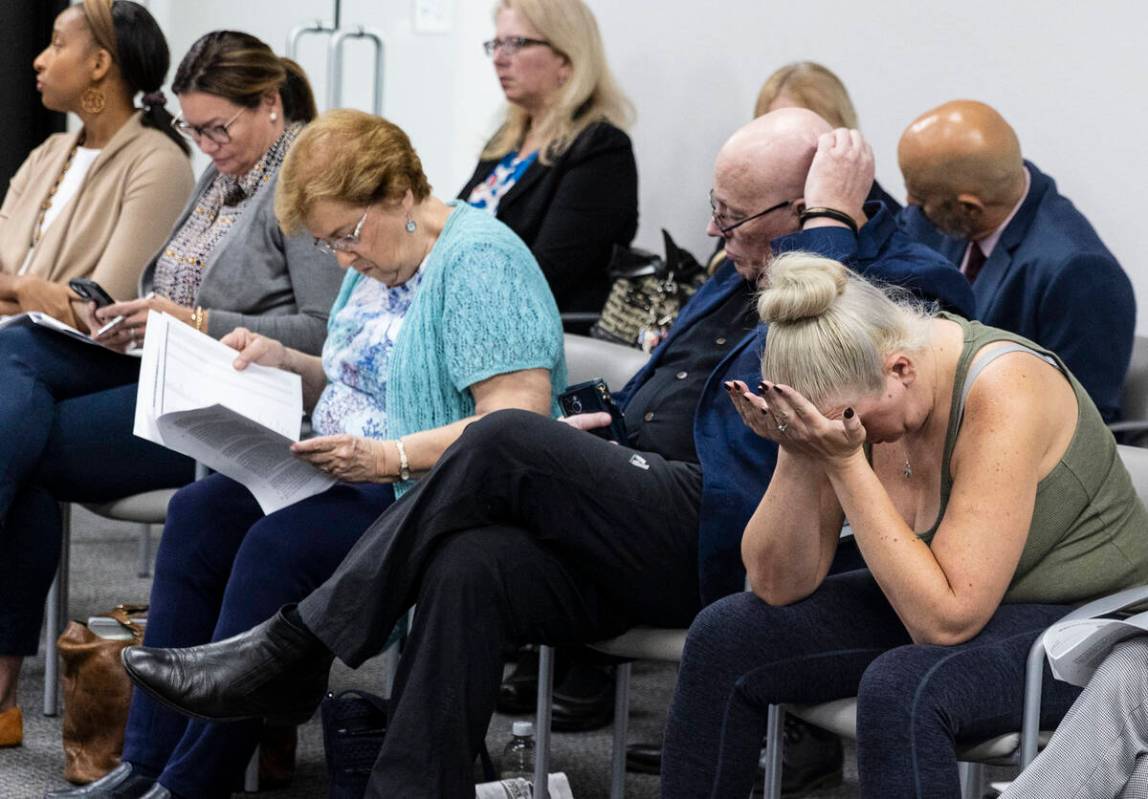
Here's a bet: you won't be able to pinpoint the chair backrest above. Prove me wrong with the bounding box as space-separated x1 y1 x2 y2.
563 334 649 391
1120 336 1148 424
1117 443 1148 503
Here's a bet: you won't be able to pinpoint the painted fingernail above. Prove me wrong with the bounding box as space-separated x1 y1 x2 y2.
757 383 766 393
724 381 735 391
844 408 854 419
760 407 769 415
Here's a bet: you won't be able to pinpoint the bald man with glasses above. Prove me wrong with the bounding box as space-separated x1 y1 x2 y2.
121 108 973 798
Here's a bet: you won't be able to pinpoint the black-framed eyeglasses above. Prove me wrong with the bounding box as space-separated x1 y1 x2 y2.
314 208 369 256
171 106 247 145
482 36 552 57
708 190 792 236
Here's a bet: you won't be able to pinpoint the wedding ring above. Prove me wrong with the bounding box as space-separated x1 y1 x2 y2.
776 422 789 433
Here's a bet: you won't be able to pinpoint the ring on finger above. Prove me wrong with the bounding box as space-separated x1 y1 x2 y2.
776 421 789 433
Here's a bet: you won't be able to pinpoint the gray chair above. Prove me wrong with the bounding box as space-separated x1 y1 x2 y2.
43 489 176 716
760 444 1148 799
1110 335 1148 446
532 335 649 798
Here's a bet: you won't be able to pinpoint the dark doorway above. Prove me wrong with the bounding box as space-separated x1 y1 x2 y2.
0 0 69 189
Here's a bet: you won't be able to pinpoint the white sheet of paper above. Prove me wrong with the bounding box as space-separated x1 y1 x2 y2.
134 312 334 513
1043 611 1148 686
0 311 140 356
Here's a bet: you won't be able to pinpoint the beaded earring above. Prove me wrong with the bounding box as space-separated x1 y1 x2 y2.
405 218 417 234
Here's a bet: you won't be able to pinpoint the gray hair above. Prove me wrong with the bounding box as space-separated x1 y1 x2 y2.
758 252 936 407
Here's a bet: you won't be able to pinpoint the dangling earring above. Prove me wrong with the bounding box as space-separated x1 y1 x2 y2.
270 111 279 122
405 217 417 234
80 86 106 115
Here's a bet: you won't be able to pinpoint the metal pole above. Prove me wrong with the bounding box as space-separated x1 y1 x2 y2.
326 27 386 115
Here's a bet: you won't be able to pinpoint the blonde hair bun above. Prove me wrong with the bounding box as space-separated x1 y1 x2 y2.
758 252 848 325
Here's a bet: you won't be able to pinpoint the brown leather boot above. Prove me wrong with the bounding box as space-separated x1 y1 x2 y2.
0 706 23 747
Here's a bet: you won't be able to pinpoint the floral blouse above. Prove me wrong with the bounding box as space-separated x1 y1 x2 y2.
310 264 426 439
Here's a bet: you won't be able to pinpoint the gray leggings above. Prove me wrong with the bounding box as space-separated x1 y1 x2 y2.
661 569 1082 799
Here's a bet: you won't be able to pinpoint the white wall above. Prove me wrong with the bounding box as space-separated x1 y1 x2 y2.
146 0 1148 330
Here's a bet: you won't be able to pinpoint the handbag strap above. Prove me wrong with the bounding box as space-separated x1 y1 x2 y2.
108 604 148 638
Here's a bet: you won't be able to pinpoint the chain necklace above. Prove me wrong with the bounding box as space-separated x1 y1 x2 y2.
32 133 85 247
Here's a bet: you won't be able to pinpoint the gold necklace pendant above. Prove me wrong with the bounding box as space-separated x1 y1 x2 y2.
902 459 913 479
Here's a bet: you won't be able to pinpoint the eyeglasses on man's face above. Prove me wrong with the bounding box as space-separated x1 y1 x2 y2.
708 190 792 237
314 208 369 256
482 36 552 57
172 105 248 145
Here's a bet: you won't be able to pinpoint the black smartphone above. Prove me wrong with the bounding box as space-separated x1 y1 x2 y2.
68 278 115 308
558 378 628 443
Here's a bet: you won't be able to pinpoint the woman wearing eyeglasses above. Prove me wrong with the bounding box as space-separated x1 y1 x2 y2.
0 0 193 328
459 0 638 317
0 31 341 755
50 108 566 799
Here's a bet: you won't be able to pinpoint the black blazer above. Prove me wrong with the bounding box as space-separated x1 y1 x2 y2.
458 121 638 314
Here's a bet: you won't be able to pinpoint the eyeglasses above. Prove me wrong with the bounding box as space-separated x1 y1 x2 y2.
314 208 369 256
709 190 792 236
482 36 552 57
171 106 247 145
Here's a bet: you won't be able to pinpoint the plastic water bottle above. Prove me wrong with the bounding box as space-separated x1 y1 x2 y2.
501 720 536 781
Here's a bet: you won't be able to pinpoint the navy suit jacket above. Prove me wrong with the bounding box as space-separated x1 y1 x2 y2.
616 202 975 604
899 161 1135 422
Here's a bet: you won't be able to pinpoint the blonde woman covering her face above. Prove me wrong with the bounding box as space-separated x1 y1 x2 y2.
661 252 1148 798
460 0 638 314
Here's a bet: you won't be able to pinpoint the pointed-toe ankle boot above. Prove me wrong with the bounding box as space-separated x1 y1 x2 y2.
0 706 22 747
122 608 332 724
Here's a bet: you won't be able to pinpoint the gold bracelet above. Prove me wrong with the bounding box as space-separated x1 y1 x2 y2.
191 306 206 333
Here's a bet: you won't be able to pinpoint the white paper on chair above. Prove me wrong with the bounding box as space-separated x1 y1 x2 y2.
1043 611 1148 686
474 772 575 798
133 311 335 514
0 311 141 356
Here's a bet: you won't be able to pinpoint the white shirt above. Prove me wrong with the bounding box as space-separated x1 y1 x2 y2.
20 146 102 275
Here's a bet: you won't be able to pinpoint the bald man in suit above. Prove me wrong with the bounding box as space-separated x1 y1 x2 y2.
898 100 1134 422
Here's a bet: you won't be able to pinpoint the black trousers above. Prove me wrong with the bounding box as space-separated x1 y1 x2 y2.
298 410 703 798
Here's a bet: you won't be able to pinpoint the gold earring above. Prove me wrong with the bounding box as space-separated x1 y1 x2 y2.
80 86 106 115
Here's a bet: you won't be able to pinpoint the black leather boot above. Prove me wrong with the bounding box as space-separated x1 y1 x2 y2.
43 762 157 798
121 608 333 724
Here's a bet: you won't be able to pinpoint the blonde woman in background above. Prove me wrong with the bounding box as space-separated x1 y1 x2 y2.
0 0 192 327
460 0 638 317
755 61 901 212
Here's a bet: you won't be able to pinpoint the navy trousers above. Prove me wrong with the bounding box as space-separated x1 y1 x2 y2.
0 323 194 654
660 569 1084 799
121 473 395 798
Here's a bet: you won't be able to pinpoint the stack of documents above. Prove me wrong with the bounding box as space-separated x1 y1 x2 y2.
133 312 335 514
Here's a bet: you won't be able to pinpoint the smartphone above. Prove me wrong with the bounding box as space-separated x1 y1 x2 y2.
558 378 628 443
69 278 116 308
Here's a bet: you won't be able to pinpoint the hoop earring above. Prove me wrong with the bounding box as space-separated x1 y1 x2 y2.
80 87 106 115
405 218 417 234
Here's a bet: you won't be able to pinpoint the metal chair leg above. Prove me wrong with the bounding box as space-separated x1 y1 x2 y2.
136 522 152 578
44 504 72 717
959 761 984 799
534 645 554 799
609 662 632 799
244 746 260 792
762 704 784 799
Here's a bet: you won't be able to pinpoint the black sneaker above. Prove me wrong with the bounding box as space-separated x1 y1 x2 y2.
778 717 843 796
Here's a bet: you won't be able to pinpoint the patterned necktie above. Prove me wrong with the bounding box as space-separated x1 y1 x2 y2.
964 242 988 284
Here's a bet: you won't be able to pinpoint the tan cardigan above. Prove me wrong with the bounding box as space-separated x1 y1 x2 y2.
0 112 194 325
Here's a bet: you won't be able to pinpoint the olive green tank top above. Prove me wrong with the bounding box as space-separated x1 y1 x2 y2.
918 315 1148 604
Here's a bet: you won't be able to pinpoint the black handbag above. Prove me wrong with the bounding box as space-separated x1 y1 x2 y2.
590 229 706 352
320 689 496 798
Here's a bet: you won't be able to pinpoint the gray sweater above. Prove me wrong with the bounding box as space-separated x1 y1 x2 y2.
140 165 342 355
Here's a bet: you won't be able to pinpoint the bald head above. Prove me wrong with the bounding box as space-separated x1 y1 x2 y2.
710 108 834 278
716 107 833 202
898 100 1027 237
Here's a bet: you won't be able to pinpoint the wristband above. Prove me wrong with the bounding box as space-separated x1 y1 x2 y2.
799 207 859 236
394 438 411 481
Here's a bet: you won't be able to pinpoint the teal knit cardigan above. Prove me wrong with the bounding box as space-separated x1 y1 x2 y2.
326 202 567 494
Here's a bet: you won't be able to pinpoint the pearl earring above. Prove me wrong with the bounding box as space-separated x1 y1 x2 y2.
405 218 417 234
270 111 278 122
